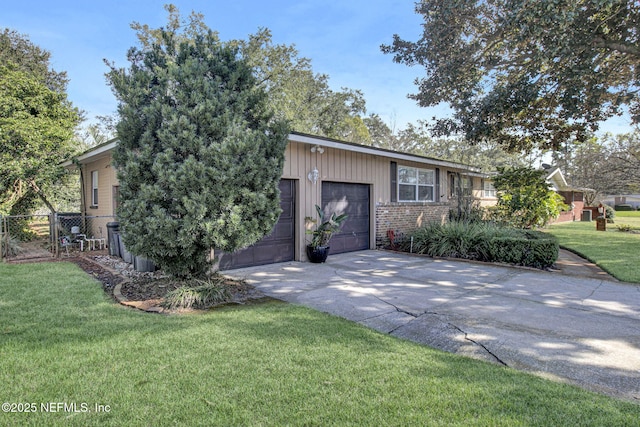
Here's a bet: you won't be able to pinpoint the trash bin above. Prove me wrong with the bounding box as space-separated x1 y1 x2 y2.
134 255 156 272
106 222 120 256
581 210 592 222
111 232 121 258
118 237 133 264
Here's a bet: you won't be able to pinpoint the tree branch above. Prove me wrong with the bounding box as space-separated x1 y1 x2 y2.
592 37 640 58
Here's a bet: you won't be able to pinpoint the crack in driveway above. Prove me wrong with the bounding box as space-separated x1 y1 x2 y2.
443 320 508 366
371 294 508 366
372 294 420 318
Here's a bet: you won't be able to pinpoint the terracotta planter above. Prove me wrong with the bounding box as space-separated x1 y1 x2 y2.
306 245 330 263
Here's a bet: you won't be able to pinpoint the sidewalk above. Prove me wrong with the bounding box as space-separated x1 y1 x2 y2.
554 249 618 281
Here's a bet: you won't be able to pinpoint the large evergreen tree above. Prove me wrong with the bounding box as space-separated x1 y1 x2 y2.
127 5 370 144
106 29 289 278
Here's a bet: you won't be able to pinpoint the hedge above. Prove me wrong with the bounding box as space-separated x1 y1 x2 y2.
486 235 559 269
614 204 635 211
398 222 559 269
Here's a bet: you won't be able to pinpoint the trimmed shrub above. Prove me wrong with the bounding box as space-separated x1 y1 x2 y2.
486 234 559 269
400 221 559 269
614 204 634 211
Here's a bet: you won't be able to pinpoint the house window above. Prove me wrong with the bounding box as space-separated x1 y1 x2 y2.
484 181 496 198
449 173 472 198
398 166 435 202
91 170 99 207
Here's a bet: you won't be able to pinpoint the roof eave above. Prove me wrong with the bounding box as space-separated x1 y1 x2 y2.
63 139 118 168
288 132 484 175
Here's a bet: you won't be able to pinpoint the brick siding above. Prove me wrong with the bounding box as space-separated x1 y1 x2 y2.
375 202 452 247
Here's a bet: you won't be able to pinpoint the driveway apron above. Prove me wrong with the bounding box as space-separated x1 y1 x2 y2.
223 250 640 402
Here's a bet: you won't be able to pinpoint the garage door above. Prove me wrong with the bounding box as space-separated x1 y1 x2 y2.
321 182 370 254
219 179 295 270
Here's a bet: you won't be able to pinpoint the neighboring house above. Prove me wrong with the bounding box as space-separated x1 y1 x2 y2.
544 166 586 222
65 132 490 269
602 195 640 209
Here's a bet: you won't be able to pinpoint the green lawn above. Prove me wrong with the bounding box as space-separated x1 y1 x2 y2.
0 262 638 426
612 210 640 227
546 212 640 283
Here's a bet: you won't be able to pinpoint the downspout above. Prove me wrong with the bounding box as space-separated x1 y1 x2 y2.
73 158 88 239
76 159 86 216
79 163 87 235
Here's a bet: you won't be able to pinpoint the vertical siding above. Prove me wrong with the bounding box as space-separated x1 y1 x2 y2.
284 141 394 260
83 155 117 217
81 138 485 262
81 155 117 239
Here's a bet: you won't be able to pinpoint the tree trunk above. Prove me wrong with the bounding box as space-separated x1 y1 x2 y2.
28 179 56 214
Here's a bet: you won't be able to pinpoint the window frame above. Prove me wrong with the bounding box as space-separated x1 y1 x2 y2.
91 170 99 207
397 165 435 202
483 181 497 198
449 173 473 198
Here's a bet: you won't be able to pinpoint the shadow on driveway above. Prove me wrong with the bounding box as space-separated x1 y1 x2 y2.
223 250 640 402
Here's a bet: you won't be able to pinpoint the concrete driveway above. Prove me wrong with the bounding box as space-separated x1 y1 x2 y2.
223 250 640 402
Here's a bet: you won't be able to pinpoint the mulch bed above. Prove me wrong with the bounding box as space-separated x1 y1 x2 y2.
67 255 266 309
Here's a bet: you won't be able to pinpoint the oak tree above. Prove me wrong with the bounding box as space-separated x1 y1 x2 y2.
382 0 640 152
0 29 81 215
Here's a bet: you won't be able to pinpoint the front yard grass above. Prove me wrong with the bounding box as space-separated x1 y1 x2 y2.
546 214 640 283
1 262 638 426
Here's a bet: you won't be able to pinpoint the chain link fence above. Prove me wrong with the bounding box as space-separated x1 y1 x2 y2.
1 214 116 261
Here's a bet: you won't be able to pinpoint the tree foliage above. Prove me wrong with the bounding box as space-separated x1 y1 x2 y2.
237 28 369 142
492 167 567 228
554 131 640 202
0 29 81 215
106 26 289 278
125 5 369 143
382 0 640 152
363 116 530 171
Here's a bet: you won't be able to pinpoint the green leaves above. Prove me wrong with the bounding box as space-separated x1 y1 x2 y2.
383 0 640 152
107 25 289 278
306 205 348 248
0 29 80 215
492 166 567 228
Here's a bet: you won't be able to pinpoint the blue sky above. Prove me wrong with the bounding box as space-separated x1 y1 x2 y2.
2 0 634 136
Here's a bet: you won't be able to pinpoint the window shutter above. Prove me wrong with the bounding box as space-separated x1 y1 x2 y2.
390 161 397 202
435 168 440 200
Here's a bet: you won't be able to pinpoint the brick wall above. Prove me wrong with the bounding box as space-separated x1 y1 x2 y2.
553 192 585 223
375 203 451 247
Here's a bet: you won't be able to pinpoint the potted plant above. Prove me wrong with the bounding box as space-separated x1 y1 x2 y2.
305 205 348 263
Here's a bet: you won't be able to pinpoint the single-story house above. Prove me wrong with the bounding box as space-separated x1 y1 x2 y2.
65 132 492 269
544 166 586 222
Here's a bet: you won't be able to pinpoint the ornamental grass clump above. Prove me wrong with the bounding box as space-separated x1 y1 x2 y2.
162 278 232 310
0 233 22 257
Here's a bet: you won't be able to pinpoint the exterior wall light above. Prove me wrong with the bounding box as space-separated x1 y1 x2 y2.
308 167 320 184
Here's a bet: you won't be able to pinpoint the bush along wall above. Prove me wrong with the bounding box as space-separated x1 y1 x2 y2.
398 221 559 269
486 233 559 269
